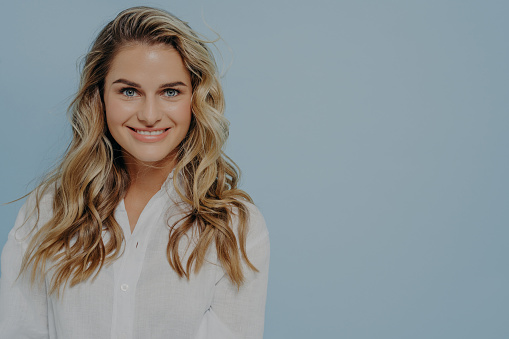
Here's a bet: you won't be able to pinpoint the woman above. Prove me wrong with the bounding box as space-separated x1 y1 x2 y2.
0 6 269 339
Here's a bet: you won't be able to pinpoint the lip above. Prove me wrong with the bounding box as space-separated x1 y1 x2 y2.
127 127 170 143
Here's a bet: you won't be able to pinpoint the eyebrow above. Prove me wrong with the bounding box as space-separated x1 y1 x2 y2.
112 79 188 88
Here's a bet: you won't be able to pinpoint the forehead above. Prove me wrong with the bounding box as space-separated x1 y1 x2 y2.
106 43 190 84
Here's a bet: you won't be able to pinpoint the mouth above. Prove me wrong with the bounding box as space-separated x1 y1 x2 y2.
128 127 170 136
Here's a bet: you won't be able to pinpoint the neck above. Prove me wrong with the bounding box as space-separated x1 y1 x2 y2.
124 154 176 194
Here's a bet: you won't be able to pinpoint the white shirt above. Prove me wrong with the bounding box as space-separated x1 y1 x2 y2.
0 176 270 339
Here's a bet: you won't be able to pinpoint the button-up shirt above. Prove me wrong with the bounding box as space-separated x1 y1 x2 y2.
0 178 270 339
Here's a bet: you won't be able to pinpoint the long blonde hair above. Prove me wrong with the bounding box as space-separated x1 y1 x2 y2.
20 6 256 295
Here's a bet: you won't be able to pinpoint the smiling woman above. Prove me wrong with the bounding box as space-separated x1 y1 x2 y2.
0 6 269 339
104 45 193 168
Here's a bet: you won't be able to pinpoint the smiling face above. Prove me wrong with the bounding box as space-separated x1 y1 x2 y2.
103 43 192 169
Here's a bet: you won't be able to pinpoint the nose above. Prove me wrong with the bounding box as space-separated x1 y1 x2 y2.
137 96 162 126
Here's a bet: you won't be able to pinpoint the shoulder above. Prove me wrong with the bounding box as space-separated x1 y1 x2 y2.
11 186 55 239
231 201 269 250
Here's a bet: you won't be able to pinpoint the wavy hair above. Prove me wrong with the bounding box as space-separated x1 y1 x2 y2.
20 6 256 295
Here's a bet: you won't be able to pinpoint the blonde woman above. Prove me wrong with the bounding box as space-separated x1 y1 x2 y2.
0 6 269 339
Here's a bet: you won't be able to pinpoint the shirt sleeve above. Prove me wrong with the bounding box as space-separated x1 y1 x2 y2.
0 200 50 338
209 204 270 339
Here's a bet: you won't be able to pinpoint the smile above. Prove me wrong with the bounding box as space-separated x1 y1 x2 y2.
135 129 167 135
127 127 171 143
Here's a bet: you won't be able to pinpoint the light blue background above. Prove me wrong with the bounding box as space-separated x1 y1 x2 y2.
1 1 508 338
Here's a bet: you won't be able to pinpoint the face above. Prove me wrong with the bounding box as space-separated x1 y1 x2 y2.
103 43 192 168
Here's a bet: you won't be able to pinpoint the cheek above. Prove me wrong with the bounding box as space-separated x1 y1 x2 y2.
105 98 131 129
173 101 192 129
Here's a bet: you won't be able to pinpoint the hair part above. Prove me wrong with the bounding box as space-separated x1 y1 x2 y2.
20 6 255 296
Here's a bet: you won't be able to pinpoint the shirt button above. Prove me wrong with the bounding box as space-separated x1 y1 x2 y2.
120 284 129 292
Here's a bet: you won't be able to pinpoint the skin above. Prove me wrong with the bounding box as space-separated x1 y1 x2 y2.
103 43 193 232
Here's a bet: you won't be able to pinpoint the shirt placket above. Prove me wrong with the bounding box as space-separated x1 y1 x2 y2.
110 193 164 339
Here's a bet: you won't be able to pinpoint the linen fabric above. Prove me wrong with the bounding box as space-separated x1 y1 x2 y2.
0 175 270 339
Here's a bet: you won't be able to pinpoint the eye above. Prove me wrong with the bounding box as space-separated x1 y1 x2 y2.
163 89 179 97
121 88 138 97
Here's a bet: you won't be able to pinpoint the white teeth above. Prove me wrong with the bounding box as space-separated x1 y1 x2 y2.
135 129 166 135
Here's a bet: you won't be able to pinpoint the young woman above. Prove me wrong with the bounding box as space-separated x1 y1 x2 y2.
0 6 269 339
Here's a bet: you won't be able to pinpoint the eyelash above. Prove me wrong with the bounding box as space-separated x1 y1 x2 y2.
119 88 180 98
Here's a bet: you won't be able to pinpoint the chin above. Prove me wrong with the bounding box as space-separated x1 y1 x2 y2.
138 155 173 164
122 149 177 166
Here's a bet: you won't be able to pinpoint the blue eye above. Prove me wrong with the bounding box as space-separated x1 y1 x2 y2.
122 88 137 97
164 89 179 97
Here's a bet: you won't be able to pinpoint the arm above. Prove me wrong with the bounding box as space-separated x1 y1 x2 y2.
210 205 270 339
0 201 49 338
